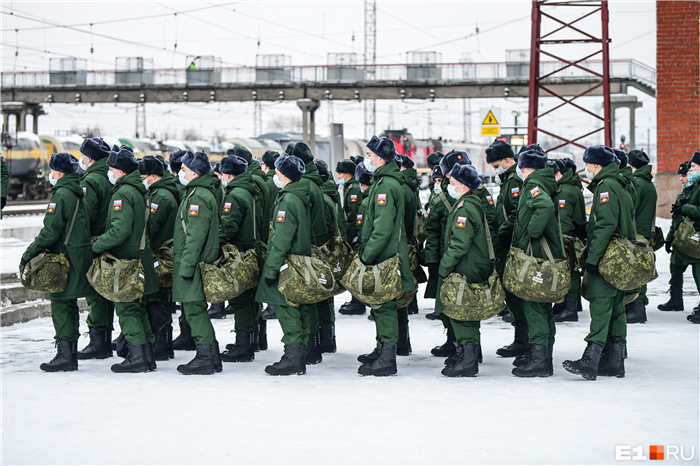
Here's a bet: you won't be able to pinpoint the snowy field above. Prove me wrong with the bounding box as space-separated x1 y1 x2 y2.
1 217 699 465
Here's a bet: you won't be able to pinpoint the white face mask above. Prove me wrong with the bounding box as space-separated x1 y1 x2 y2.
360 186 367 193
447 185 461 200
495 166 506 175
363 158 377 174
495 176 503 186
221 178 229 188
179 170 190 186
142 179 151 190
433 184 442 194
78 157 88 171
48 173 58 186
108 171 117 185
584 167 594 180
516 166 524 180
273 175 285 189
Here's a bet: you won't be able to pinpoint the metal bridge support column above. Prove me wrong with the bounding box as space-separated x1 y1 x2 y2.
610 95 642 150
297 99 320 153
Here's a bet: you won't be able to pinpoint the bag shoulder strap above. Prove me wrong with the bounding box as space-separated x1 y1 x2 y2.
438 191 453 211
482 211 495 262
180 187 197 236
140 206 149 253
63 194 81 249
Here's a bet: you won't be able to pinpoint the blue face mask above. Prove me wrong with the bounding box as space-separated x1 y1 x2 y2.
363 158 377 174
688 171 700 184
685 182 693 189
338 178 347 186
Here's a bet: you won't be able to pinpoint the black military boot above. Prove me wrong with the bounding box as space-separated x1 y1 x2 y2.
512 344 550 377
265 344 306 376
625 298 647 324
172 319 196 351
207 302 227 320
305 333 322 365
258 320 268 351
213 342 222 372
687 309 700 323
407 296 419 315
598 342 625 377
262 304 277 320
154 328 172 361
552 300 566 316
221 330 255 362
577 294 583 312
144 342 156 371
77 328 112 359
358 342 397 376
563 342 603 380
496 326 531 357
512 349 533 367
177 344 217 375
397 327 412 356
251 322 260 352
40 340 77 372
424 311 441 320
431 327 457 357
319 324 337 354
358 338 381 364
111 335 118 351
442 345 478 377
339 295 366 315
658 288 684 312
554 296 579 322
224 304 235 315
111 341 149 373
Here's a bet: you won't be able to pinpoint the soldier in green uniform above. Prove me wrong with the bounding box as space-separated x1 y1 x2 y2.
564 146 635 380
354 162 372 236
399 154 426 321
659 162 692 313
168 150 187 198
74 138 116 359
139 156 180 360
356 136 415 377
1 151 8 217
92 148 159 373
423 164 445 317
21 153 95 371
436 164 492 377
255 154 311 375
426 151 444 207
262 150 281 209
510 149 563 378
487 140 529 358
552 158 586 322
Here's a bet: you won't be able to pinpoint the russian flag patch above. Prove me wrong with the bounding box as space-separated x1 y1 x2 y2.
150 202 159 213
486 195 494 206
350 194 358 203
377 193 387 205
600 192 610 203
456 216 467 228
47 202 56 214
82 187 87 197
511 187 520 198
530 186 541 197
189 204 199 216
558 199 566 208
276 210 286 222
113 200 122 211
223 202 231 213
356 214 363 225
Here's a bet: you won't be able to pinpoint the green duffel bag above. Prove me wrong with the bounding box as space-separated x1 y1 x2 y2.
152 239 173 288
503 237 571 304
397 288 417 309
278 254 336 307
441 269 506 321
20 252 70 293
598 233 657 291
340 254 403 306
87 253 146 302
312 235 353 296
672 218 700 259
563 234 585 272
651 226 665 252
200 244 260 303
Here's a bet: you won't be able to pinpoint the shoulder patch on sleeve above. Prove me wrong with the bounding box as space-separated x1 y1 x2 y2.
356 214 363 225
426 208 430 218
276 210 286 222
82 187 87 197
350 194 358 203
113 199 123 211
223 202 231 213
188 204 199 216
486 194 494 206
456 216 467 228
377 193 387 206
511 187 520 198
558 199 566 208
47 202 57 214
600 192 610 203
530 186 541 197
150 202 159 213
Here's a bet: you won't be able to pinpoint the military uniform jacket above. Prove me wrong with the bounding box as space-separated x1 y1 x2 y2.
401 168 419 245
146 175 179 250
618 166 638 207
435 192 492 313
264 168 281 218
424 177 451 265
359 162 415 293
677 181 700 265
321 179 341 237
633 165 657 240
255 182 312 306
300 162 330 247
556 169 586 236
92 171 158 297
476 184 498 239
354 189 370 245
221 170 260 252
79 157 112 236
167 170 186 198
585 163 636 298
496 164 522 255
667 185 693 265
171 175 220 302
248 162 271 242
23 173 95 300
342 178 362 243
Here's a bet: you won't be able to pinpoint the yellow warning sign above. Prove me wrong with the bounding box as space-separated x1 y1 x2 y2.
482 126 500 136
482 110 499 126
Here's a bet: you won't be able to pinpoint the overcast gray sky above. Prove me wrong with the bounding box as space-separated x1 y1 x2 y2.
1 1 656 150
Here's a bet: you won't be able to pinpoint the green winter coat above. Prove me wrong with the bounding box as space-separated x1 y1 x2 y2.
585 163 636 298
359 161 415 293
512 167 564 260
496 164 522 256
476 184 498 239
321 179 341 236
23 173 96 300
79 157 112 236
255 181 312 306
221 170 261 252
424 177 451 265
91 170 159 297
401 168 419 244
342 178 362 243
248 162 271 240
264 167 280 219
354 189 370 245
618 166 638 207
166 170 185 198
668 184 694 242
556 169 586 236
146 175 180 250
435 191 492 313
300 161 330 246
678 181 700 265
633 164 657 240
171 174 220 302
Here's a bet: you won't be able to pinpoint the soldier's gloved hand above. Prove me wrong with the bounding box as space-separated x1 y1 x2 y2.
264 277 276 287
182 275 193 282
91 251 100 260
0 197 6 210
665 241 673 254
670 204 683 215
427 263 439 279
680 198 690 206
586 263 599 276
19 257 28 267
570 221 588 240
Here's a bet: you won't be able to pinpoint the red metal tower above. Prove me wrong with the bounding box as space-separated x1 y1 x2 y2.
527 0 612 152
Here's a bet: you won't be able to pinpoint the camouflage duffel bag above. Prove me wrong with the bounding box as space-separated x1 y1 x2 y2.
563 235 585 272
672 218 700 259
503 238 571 304
312 236 353 296
278 254 336 307
440 269 506 321
87 253 145 302
340 254 403 306
651 226 665 252
200 244 260 303
152 240 174 288
598 234 657 291
20 252 70 293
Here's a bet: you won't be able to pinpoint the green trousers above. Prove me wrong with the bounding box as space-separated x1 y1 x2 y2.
181 300 216 345
229 288 258 333
669 260 689 289
506 292 528 329
115 300 155 345
586 290 626 347
397 306 409 330
567 270 581 298
373 299 399 345
522 301 555 346
317 298 335 326
449 318 480 346
277 304 310 345
85 293 115 332
306 301 320 336
51 298 80 342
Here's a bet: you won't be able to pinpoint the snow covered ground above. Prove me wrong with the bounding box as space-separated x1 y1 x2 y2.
2 218 699 465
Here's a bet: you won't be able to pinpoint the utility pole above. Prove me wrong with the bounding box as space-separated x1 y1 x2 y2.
254 102 262 137
135 103 146 138
364 0 376 139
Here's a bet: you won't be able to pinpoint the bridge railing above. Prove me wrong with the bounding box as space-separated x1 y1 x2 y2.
1 59 655 90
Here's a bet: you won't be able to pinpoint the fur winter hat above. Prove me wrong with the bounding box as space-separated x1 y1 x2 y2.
226 146 253 165
628 149 650 169
690 151 700 167
563 157 577 174
400 154 415 170
168 150 188 173
350 155 364 165
182 151 212 177
612 148 628 169
431 165 444 181
262 150 279 169
79 137 110 161
315 160 330 182
427 151 444 170
336 159 357 175
485 140 514 164
220 155 248 176
49 152 79 174
583 145 616 167
138 155 164 176
678 162 690 175
275 153 305 182
366 136 398 163
285 143 296 156
518 149 548 170
525 144 545 155
547 160 561 174
291 142 314 165
106 148 139 174
449 164 481 190
154 155 166 168
439 150 470 176
354 161 372 185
